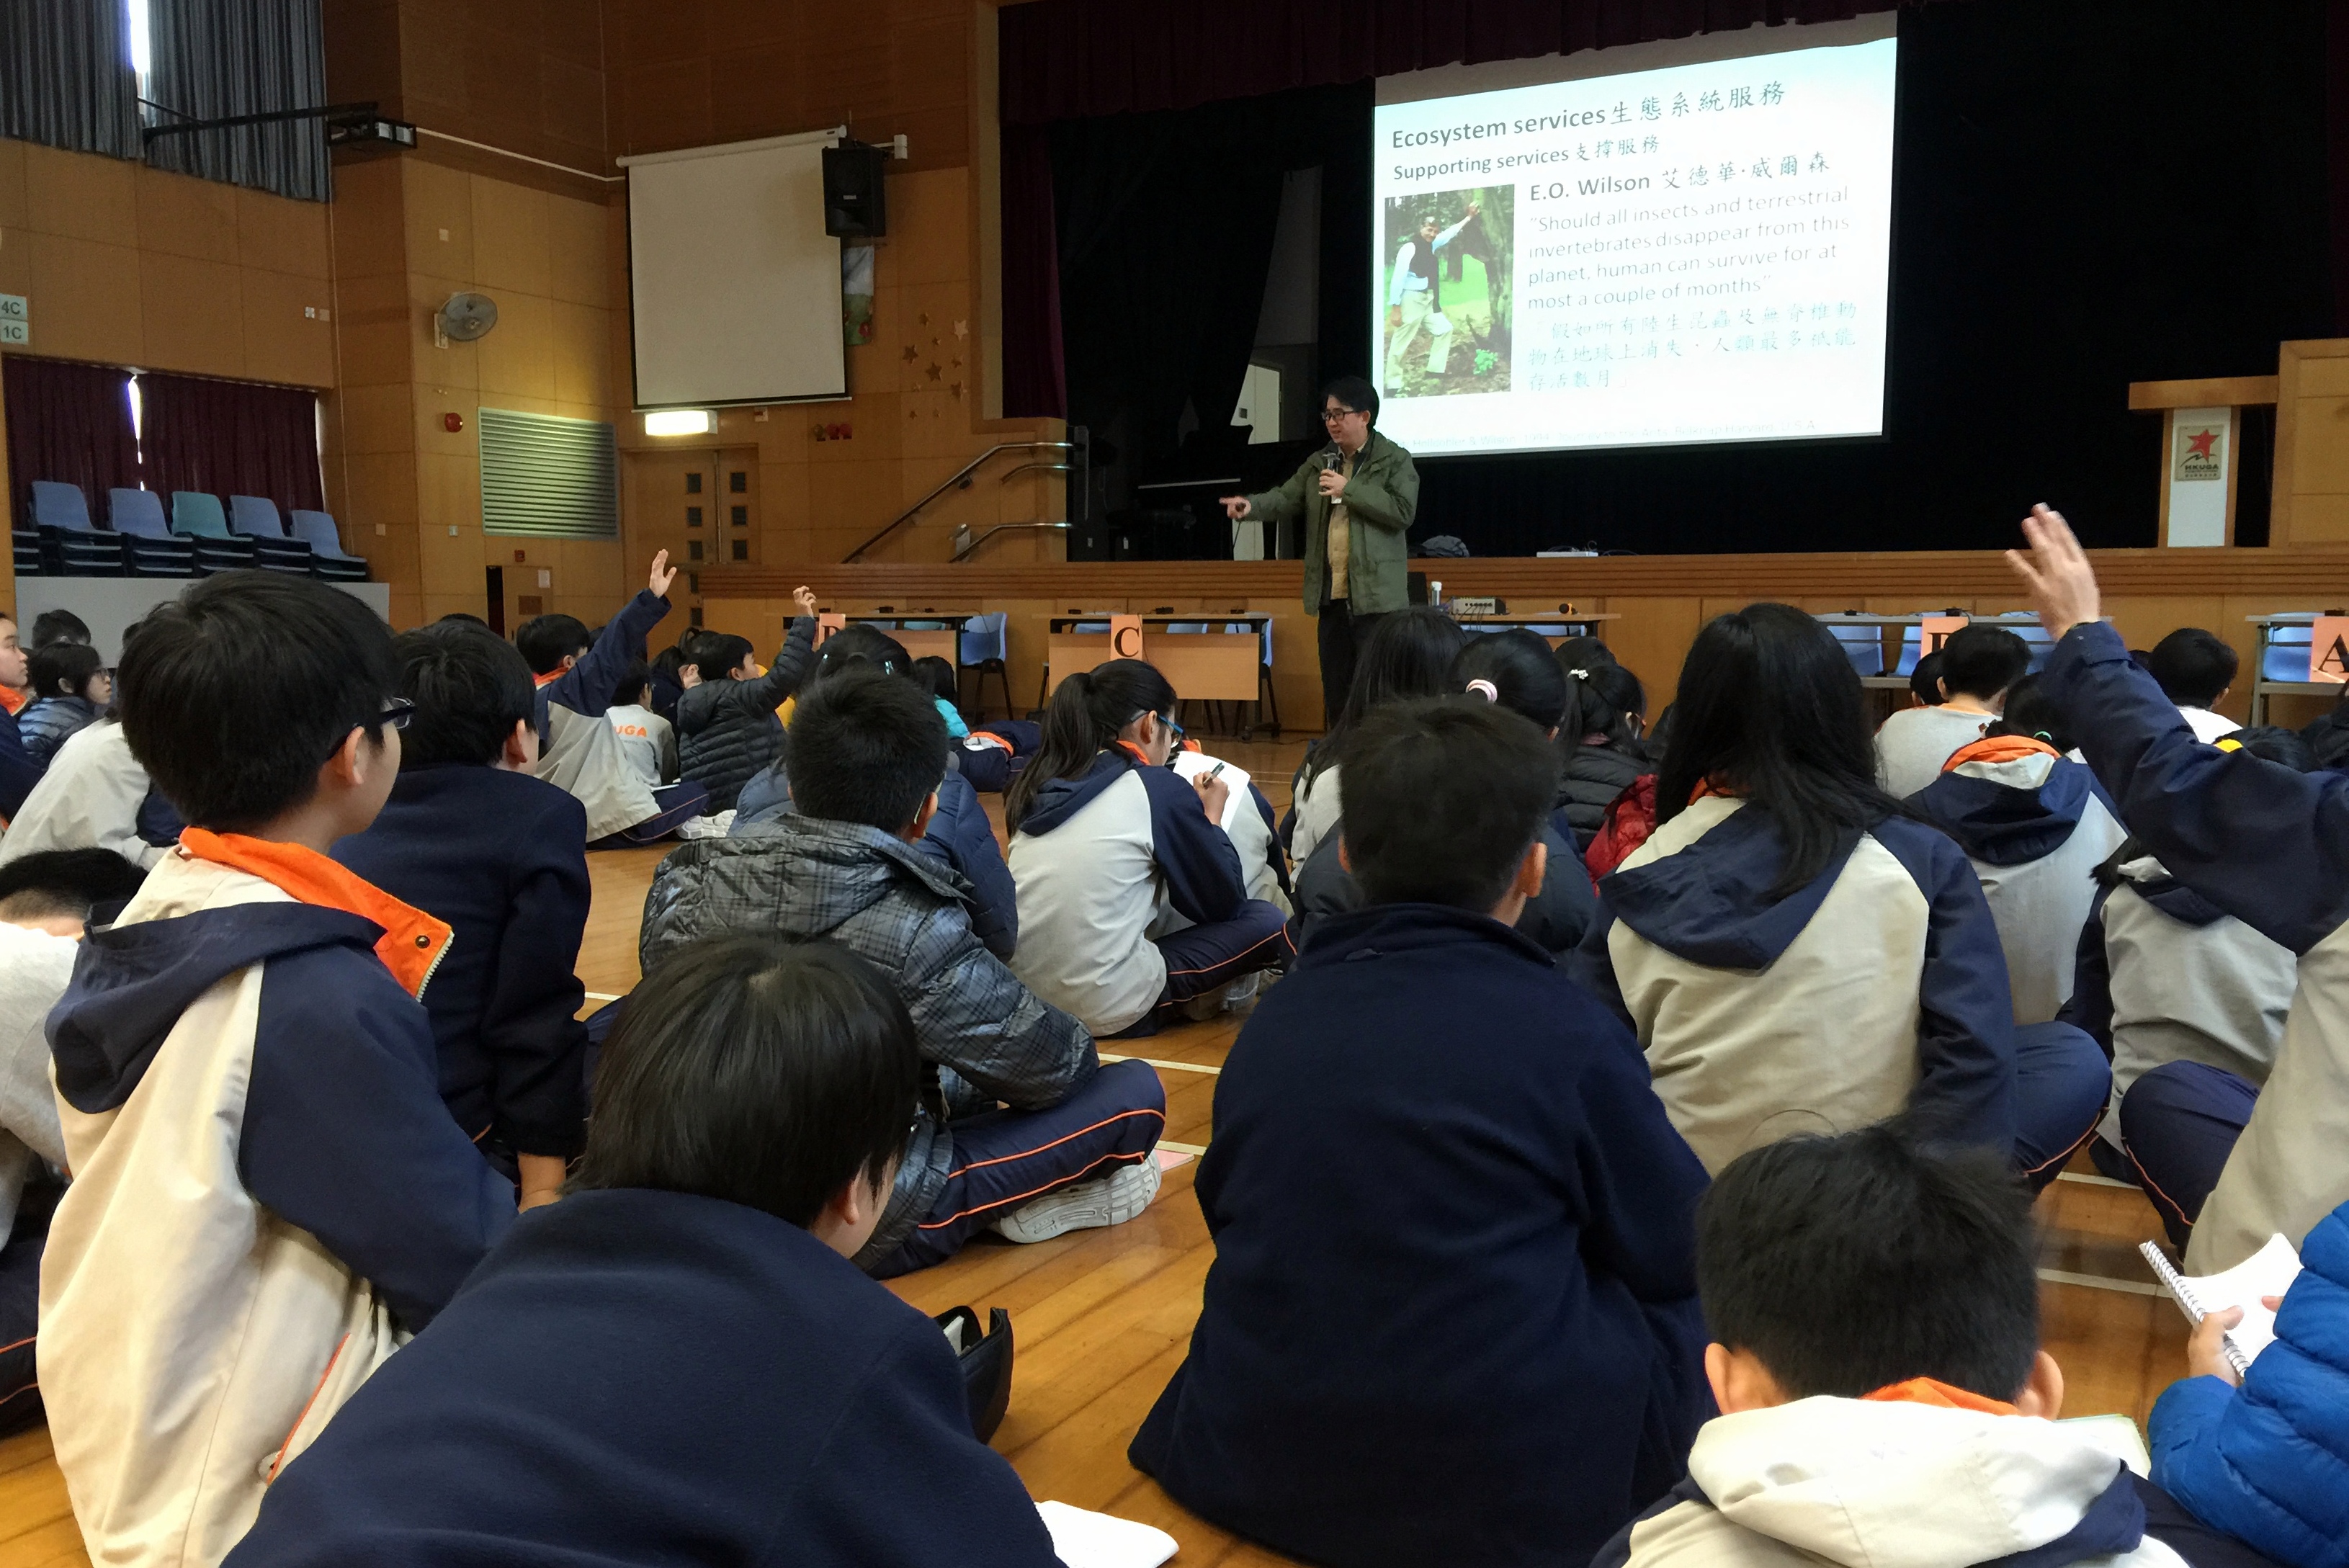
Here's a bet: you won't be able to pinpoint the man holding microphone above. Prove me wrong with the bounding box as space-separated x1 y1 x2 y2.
1222 377 1420 726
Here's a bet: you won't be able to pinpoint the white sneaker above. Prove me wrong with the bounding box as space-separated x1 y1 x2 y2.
990 1156 1162 1244
1175 970 1261 1023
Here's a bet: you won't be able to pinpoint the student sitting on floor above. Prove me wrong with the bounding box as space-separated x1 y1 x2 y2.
1908 675 2128 1024
641 668 1164 1276
1598 1124 2274 1568
1006 659 1294 1035
30 609 89 650
43 573 515 1568
915 655 971 738
334 619 593 1212
2148 1194 2349 1568
954 718 1041 794
1132 697 1710 1568
1874 622 2032 798
0 632 182 872
1287 607 1464 866
604 659 677 789
1554 658 1653 852
1292 629 1594 952
2148 627 2243 744
674 585 818 814
2013 506 2349 1271
2059 727 2313 1245
1570 603 2108 1186
223 936 1066 1568
17 641 109 767
734 625 1019 960
0 850 143 1436
517 551 705 846
0 613 37 822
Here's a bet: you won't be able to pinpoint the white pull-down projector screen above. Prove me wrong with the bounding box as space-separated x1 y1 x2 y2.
1373 16 1897 457
621 128 847 408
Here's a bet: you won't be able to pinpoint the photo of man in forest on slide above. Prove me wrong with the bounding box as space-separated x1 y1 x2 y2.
1380 187 1514 398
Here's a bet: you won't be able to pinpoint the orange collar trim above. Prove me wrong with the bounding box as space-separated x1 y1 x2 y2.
1942 735 2060 773
532 670 563 689
1688 776 1740 807
0 686 24 717
1861 1377 2018 1415
178 828 451 997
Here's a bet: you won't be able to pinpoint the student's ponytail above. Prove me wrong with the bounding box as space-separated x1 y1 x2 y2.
1004 658 1177 831
1561 662 1647 753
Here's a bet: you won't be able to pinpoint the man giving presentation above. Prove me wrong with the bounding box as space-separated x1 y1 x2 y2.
1222 377 1419 725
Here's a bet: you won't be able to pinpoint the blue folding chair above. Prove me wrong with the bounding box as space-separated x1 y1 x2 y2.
1820 619 1885 678
228 496 314 575
958 612 1010 719
28 481 123 576
108 489 197 578
288 510 370 582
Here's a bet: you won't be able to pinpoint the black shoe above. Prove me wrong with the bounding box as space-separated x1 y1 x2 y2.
934 1305 1014 1443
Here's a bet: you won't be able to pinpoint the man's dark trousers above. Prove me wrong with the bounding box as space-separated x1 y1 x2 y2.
1316 599 1387 727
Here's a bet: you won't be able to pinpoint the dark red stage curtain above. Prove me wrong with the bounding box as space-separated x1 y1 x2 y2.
2 355 140 529
1000 0 1936 126
137 370 324 514
1002 123 1070 419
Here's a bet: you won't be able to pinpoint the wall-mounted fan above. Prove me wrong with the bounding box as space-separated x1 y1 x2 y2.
434 292 498 349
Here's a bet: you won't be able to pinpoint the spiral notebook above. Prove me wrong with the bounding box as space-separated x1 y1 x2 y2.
2137 1232 2304 1377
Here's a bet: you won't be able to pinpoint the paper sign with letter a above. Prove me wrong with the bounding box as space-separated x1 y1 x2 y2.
815 613 846 648
1110 614 1145 660
1919 615 1968 655
2311 617 2349 684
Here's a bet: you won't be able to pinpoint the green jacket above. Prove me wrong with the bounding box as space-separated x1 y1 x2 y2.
1246 430 1419 614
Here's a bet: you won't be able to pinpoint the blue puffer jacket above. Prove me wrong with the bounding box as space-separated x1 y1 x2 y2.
2149 1197 2349 1567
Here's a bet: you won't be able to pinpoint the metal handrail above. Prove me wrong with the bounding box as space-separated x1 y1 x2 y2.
1001 461 1072 481
952 521 1070 562
843 441 1075 561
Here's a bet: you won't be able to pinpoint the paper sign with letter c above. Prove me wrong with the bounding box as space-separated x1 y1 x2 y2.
2311 617 2349 684
1919 615 1968 655
1110 614 1145 660
815 613 846 648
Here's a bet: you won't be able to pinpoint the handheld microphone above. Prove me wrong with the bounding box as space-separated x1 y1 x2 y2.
1320 445 1342 472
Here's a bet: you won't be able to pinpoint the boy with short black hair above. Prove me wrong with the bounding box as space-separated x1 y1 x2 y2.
334 618 593 1211
1598 1124 2263 1568
1876 623 2034 797
2147 628 2242 743
674 586 818 813
42 571 515 1567
1133 698 1711 1568
517 552 704 845
18 641 109 765
642 666 1165 1276
30 608 90 649
605 658 676 788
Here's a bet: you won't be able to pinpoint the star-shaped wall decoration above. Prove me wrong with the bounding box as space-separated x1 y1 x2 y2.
900 345 918 364
949 382 962 400
926 362 943 381
953 320 969 338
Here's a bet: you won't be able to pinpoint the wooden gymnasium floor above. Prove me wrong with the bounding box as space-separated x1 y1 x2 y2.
0 737 2191 1567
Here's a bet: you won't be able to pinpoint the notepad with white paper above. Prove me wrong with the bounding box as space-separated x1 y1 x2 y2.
1171 751 1254 834
1034 1501 1178 1568
2138 1232 2303 1376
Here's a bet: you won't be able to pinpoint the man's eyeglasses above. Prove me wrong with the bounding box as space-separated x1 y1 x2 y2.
1321 407 1364 423
380 698 416 731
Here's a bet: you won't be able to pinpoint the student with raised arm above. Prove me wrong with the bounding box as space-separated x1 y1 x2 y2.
2011 506 2349 1270
516 551 703 846
674 585 820 813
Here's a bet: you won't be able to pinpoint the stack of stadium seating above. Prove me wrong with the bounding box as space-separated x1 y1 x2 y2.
25 481 126 576
14 480 370 583
169 492 261 573
228 496 314 575
288 510 370 582
107 489 197 577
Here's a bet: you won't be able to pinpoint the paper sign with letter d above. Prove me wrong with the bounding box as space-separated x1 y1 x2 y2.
815 613 846 648
1110 614 1145 660
1920 615 1968 655
2311 617 2349 684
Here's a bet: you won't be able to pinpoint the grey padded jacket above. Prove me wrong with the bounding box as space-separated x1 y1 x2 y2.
638 812 1096 1265
674 617 817 812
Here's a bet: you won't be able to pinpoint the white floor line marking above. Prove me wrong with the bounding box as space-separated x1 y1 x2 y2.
1099 1054 1222 1075
582 992 622 1002
1157 1139 1209 1157
2057 1171 2138 1190
2036 1267 2161 1298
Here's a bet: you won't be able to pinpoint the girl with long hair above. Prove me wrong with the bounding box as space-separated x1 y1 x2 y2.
1007 660 1292 1036
1289 607 1466 867
1568 603 2107 1186
1553 658 1652 852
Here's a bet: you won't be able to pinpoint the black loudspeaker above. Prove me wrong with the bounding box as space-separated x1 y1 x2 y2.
823 143 889 238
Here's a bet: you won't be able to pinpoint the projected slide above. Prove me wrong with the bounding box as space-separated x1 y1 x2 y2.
1373 32 1897 457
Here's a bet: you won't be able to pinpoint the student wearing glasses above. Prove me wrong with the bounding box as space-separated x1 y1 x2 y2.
1221 377 1421 727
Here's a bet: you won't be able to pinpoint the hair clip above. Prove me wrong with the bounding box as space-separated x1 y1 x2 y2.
1464 678 1499 702
1566 668 1592 681
2033 730 2054 743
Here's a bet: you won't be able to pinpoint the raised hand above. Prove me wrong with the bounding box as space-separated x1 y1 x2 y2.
1220 496 1253 521
648 549 677 599
2004 503 2100 640
793 585 820 617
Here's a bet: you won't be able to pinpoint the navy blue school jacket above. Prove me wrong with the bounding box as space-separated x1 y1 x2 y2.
334 764 591 1158
1130 902 1712 1568
225 1188 1062 1568
0 702 38 818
